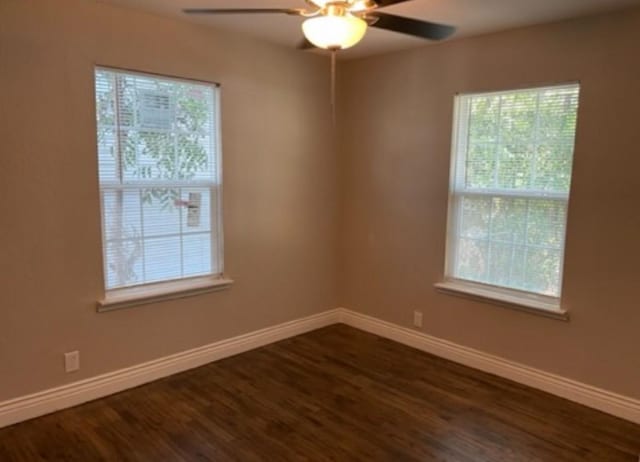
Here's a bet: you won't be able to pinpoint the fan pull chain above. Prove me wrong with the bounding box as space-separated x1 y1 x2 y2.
331 48 336 127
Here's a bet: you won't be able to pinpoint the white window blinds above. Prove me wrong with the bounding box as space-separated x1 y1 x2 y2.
95 68 222 291
447 84 580 297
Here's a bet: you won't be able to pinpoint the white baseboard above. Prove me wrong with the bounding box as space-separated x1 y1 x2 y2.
2 307 639 429
0 309 341 429
337 308 640 425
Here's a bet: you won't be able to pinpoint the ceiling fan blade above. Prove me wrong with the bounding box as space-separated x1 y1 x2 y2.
369 12 455 40
297 38 317 50
373 0 413 7
183 8 303 16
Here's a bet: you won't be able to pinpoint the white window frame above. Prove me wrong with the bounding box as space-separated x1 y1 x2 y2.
436 84 580 320
94 67 232 311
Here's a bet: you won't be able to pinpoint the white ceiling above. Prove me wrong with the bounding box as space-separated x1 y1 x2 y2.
100 0 640 59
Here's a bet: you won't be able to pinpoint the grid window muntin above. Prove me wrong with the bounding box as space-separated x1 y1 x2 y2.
446 83 580 300
95 67 223 291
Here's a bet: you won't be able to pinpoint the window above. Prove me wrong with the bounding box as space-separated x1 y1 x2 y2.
441 84 580 314
95 67 226 304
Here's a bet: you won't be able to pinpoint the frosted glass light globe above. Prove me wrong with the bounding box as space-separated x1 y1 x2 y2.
302 15 367 50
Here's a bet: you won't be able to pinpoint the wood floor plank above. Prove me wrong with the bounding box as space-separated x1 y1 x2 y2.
0 324 639 461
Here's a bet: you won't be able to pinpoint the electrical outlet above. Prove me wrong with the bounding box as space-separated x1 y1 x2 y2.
413 310 423 328
64 351 80 373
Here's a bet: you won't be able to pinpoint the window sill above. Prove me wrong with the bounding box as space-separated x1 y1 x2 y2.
97 276 234 312
434 280 569 321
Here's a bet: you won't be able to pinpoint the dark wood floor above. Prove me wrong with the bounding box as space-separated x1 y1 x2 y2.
1 325 639 461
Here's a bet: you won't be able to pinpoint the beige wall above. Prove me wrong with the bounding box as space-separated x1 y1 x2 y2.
2 0 639 406
338 8 640 399
0 0 338 401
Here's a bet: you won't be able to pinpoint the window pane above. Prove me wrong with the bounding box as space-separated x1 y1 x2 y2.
141 188 181 237
455 238 489 282
136 130 177 181
144 236 182 283
119 129 140 182
468 96 499 143
499 91 537 143
176 132 216 181
466 143 496 189
487 241 512 287
532 142 574 192
490 197 527 244
96 68 221 290
449 84 579 297
102 190 142 242
497 144 533 190
458 196 491 239
526 199 567 249
459 85 579 195
453 195 567 297
183 233 212 278
97 127 118 183
106 239 143 289
524 248 561 296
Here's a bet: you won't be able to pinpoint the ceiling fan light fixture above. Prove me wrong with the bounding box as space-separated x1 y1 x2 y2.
308 0 373 8
302 14 367 50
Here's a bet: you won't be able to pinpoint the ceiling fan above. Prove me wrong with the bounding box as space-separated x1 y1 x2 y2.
183 0 456 51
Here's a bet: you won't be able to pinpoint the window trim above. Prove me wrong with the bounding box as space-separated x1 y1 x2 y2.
98 276 234 312
434 280 568 321
439 83 579 319
94 66 226 306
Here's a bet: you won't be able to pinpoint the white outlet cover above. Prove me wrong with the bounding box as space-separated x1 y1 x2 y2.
64 351 80 373
413 311 423 328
